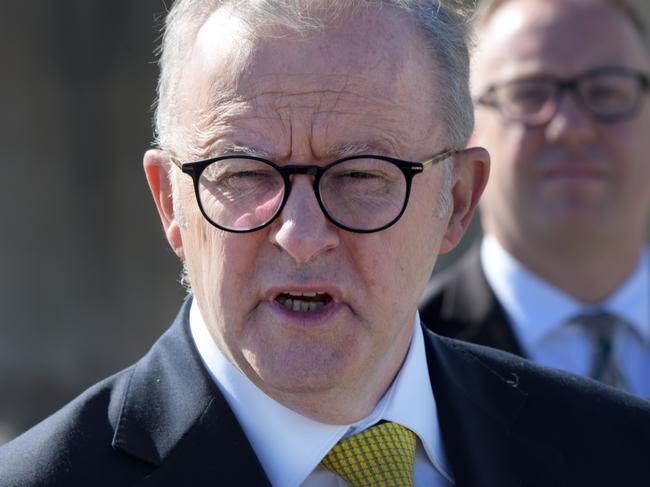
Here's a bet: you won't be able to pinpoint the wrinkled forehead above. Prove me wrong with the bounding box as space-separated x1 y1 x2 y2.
177 5 442 156
473 0 650 89
191 5 436 97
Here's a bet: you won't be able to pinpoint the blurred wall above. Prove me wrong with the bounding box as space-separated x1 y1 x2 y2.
0 1 184 444
1 1 650 446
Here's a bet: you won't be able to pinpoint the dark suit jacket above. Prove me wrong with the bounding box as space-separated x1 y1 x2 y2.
419 244 526 356
2 297 650 486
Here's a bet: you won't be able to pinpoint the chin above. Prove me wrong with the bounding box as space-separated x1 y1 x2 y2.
246 345 354 394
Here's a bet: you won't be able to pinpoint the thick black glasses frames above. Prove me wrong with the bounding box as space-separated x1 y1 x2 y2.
173 148 457 234
476 66 650 126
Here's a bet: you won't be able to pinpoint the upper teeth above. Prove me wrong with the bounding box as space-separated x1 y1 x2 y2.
287 291 321 297
278 291 329 312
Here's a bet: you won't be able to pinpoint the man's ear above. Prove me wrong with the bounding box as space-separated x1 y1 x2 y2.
439 146 490 254
143 149 184 259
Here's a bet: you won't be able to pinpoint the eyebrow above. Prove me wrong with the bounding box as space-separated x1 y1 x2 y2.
327 140 395 158
327 142 373 158
206 140 273 159
203 140 391 162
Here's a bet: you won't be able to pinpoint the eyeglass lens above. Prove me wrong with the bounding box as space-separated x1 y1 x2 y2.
197 157 408 232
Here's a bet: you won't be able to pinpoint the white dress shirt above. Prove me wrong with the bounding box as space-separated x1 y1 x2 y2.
481 234 650 396
189 300 453 486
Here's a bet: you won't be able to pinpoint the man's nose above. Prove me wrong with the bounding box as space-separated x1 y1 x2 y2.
269 175 340 263
544 91 597 146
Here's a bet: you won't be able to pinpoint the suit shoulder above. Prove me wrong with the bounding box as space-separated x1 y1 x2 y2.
0 365 151 486
436 332 650 421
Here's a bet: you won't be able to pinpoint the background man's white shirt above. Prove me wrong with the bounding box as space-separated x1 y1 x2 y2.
482 234 650 396
190 300 453 486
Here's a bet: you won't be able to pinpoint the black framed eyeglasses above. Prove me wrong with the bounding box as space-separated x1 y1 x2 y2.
173 148 457 234
476 66 650 127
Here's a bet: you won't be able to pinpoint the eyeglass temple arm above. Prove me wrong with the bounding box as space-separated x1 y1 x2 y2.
421 148 458 170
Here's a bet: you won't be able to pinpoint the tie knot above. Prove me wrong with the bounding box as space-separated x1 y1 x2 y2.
320 421 417 487
569 311 628 390
571 311 618 339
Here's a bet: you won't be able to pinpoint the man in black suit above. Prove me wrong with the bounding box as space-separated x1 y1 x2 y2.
2 0 650 485
420 0 650 396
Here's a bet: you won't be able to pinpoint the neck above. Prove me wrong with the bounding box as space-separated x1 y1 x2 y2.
491 231 644 304
269 382 388 425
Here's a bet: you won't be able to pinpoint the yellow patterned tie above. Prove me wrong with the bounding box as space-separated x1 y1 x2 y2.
320 421 417 487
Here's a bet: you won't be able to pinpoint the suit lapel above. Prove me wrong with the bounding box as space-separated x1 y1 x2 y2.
424 329 566 487
111 299 270 485
442 245 525 355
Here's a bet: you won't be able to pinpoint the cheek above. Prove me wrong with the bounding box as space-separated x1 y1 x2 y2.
602 121 646 167
341 237 388 293
486 126 540 195
409 172 449 245
181 216 223 293
181 208 258 301
502 126 539 169
477 112 539 171
606 125 650 207
358 190 440 303
358 245 410 313
183 220 269 346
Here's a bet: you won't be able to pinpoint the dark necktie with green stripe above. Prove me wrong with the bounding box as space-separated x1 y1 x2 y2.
572 312 628 390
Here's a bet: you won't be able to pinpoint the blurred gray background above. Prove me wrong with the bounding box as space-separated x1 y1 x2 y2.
0 1 185 443
1 1 650 445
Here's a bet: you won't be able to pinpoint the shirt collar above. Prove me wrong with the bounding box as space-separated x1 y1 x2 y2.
189 300 451 486
604 248 650 341
481 235 650 346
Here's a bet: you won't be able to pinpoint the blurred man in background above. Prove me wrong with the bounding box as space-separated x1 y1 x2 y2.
421 0 650 395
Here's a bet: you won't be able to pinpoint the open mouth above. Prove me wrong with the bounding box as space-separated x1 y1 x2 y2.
275 291 333 312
